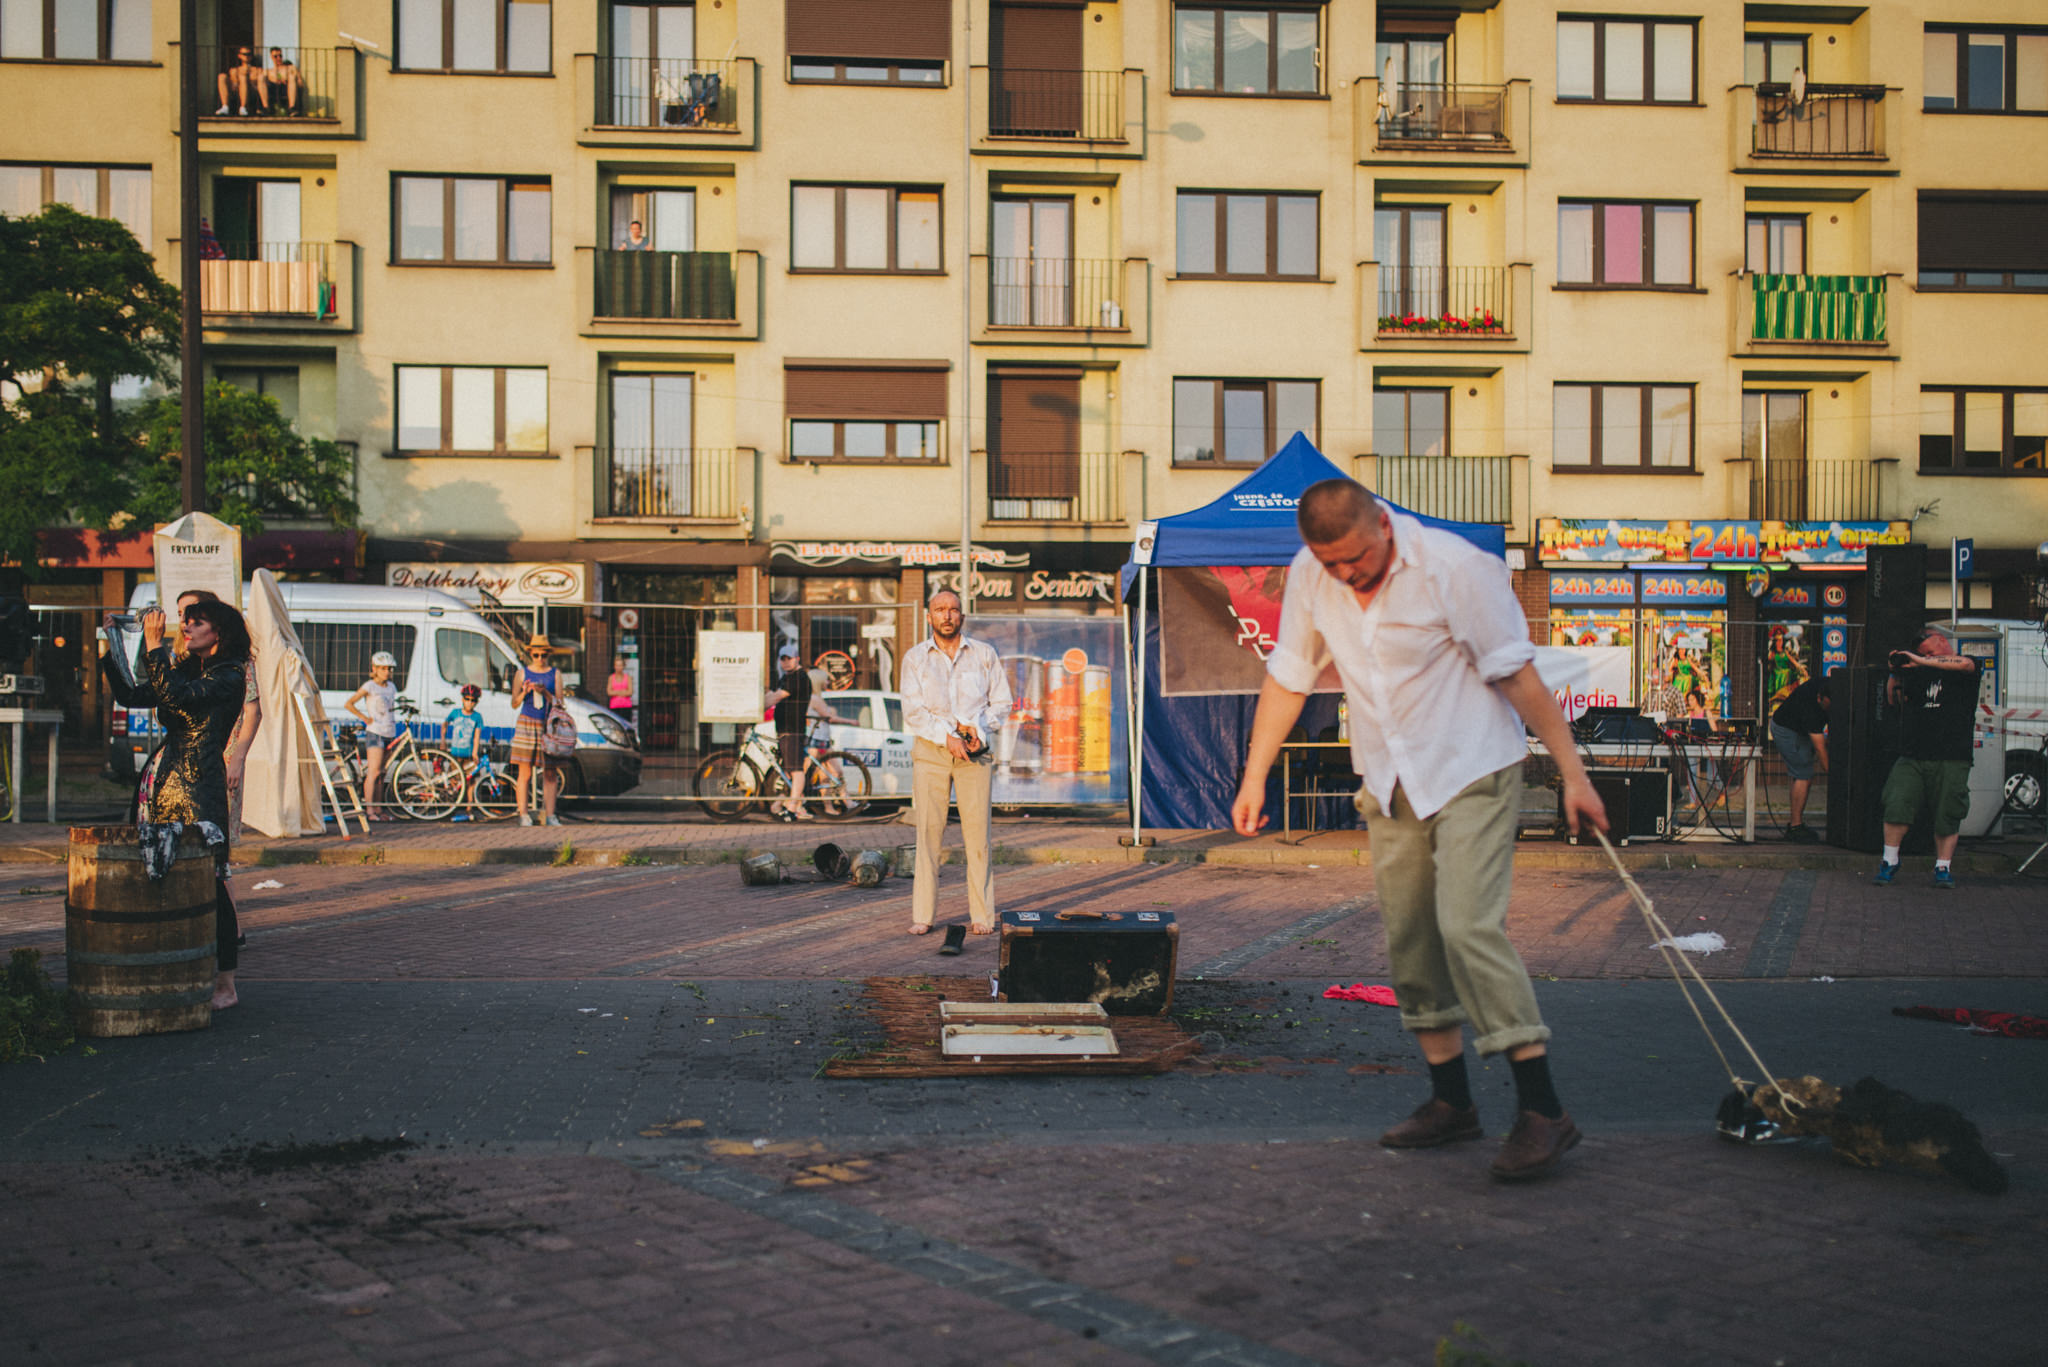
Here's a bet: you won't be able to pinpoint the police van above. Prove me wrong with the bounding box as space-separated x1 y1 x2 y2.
111 582 641 795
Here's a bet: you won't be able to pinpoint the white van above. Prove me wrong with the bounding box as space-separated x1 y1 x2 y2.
112 583 641 795
1951 618 2047 821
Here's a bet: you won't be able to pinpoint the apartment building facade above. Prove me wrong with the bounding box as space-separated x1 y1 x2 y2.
5 0 2044 728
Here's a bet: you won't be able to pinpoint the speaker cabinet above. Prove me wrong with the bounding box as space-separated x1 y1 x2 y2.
1863 543 1929 666
1825 666 1932 855
1568 767 1672 845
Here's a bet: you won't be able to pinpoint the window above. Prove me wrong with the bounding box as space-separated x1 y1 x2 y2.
1174 378 1318 465
1176 192 1318 279
436 628 518 694
791 185 939 273
786 366 948 463
1371 388 1447 458
1745 214 1805 275
787 0 948 84
1920 388 2048 473
1553 383 1694 469
609 187 694 252
1558 200 1693 287
1924 26 2048 113
1918 194 2048 291
1173 5 1322 96
1744 34 1805 86
1374 204 1446 318
215 367 300 425
297 623 418 694
1557 16 1696 104
0 163 150 241
0 0 150 61
394 176 550 264
394 365 549 455
397 0 550 73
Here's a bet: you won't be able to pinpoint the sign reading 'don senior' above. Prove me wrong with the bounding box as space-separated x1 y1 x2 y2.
696 630 769 724
152 512 243 610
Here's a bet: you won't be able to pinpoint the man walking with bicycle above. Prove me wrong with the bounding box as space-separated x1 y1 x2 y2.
900 587 1013 938
764 645 844 821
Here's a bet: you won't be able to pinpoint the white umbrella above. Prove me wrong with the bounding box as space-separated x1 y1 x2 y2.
1789 65 1807 106
240 569 329 837
1377 56 1395 124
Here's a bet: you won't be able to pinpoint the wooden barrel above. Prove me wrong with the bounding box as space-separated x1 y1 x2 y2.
66 825 215 1037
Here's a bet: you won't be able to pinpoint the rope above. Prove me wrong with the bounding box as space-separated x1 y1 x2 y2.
1590 828 1799 1111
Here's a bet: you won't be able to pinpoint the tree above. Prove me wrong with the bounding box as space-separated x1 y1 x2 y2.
129 381 360 536
0 203 180 572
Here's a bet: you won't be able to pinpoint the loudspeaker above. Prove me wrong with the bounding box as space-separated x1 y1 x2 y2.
1568 766 1672 845
1825 666 1932 855
999 909 1179 1015
1862 543 1928 666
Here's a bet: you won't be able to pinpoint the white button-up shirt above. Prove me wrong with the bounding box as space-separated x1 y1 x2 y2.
900 634 1014 748
1266 509 1535 820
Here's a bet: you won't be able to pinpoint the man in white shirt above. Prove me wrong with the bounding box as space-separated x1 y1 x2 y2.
900 587 1014 938
1231 479 1607 1181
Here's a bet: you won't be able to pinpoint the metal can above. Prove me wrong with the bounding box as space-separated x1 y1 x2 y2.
1079 665 1112 773
1043 661 1081 774
999 654 1044 773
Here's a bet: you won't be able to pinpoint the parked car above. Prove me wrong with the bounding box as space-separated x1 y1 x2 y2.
109 582 641 796
820 690 914 800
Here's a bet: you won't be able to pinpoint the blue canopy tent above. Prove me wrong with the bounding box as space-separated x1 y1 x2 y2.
1120 433 1506 836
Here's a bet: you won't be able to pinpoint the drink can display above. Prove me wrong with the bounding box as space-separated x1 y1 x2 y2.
999 655 1044 772
1079 665 1112 773
1044 661 1081 774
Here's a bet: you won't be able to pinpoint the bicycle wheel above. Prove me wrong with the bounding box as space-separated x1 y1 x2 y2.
810 751 873 820
391 748 466 820
470 767 520 820
695 750 763 821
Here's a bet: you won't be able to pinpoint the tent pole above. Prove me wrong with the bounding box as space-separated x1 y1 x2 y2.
1122 567 1151 847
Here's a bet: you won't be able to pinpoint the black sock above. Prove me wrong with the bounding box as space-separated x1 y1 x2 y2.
1428 1056 1473 1110
1509 1054 1564 1119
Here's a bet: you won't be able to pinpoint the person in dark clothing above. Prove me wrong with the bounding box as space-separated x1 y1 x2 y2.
763 645 841 821
1875 630 1983 888
100 599 252 1008
1770 674 1831 841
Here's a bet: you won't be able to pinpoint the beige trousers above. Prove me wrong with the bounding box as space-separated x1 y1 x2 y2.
911 737 996 928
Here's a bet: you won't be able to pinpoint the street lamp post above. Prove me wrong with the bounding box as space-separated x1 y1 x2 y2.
178 0 205 514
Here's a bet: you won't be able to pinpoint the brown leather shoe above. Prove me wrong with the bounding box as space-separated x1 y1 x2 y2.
1489 1110 1582 1180
1379 1098 1483 1149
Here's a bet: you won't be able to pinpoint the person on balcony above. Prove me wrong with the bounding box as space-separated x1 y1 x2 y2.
619 220 652 251
262 47 303 116
216 46 264 115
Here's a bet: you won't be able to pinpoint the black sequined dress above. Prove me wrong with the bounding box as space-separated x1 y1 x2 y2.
101 645 248 827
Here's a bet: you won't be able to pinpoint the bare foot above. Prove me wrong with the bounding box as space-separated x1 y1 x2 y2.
969 922 996 935
909 923 932 935
211 988 238 1010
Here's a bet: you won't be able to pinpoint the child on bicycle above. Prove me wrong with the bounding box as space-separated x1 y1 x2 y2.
444 683 484 772
344 650 400 820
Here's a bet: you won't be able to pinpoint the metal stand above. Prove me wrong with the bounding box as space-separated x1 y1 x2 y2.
0 707 64 822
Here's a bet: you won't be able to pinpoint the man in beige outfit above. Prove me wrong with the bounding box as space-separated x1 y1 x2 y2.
900 588 1014 936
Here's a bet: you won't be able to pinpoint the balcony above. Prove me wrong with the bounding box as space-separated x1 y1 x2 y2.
972 67 1145 157
191 45 355 137
987 452 1124 525
1354 454 1530 541
1732 83 1896 171
170 239 355 332
1362 263 1531 351
1357 79 1529 165
594 447 743 522
971 256 1149 346
1738 458 1893 522
1742 273 1888 347
577 248 760 340
575 54 757 148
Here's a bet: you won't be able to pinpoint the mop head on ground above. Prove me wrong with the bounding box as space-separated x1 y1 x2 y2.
1736 1076 2009 1194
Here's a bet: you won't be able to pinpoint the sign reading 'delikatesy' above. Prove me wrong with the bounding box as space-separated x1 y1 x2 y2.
697 631 769 724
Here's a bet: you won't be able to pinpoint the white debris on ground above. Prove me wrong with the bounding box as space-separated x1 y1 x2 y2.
1654 931 1728 954
252 879 284 890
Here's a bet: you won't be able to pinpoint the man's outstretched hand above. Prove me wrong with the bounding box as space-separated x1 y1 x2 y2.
1230 787 1268 838
1561 776 1609 835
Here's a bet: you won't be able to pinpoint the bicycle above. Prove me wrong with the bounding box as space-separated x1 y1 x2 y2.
334 701 466 820
694 720 872 822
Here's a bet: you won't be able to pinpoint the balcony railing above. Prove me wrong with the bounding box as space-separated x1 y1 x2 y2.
594 57 742 131
988 452 1122 524
196 45 336 119
1377 266 1514 336
1753 83 1886 158
1747 273 1887 344
989 256 1129 329
988 68 1124 141
1363 454 1522 527
1747 459 1888 522
1375 82 1511 146
200 241 337 317
596 447 740 520
593 249 737 321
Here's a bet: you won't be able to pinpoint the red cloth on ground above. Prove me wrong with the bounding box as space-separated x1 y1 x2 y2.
1893 1006 2048 1039
1323 983 1399 1006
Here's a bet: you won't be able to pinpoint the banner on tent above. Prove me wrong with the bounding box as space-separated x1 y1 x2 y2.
1532 645 1634 721
1158 566 1341 697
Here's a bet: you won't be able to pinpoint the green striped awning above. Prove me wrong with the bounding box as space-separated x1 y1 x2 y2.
1750 274 1886 343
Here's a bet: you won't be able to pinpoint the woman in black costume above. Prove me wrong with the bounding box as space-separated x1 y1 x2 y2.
101 599 252 1009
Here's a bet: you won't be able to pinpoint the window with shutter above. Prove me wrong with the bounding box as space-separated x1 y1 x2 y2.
787 0 950 84
1917 194 2048 291
785 364 948 463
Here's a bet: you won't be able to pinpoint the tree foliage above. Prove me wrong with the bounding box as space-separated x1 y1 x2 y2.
131 381 359 537
0 204 180 571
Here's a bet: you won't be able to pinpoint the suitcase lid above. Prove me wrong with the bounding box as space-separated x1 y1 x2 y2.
1000 909 1176 930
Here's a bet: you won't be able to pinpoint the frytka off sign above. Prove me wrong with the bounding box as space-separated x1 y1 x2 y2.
386 562 584 606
